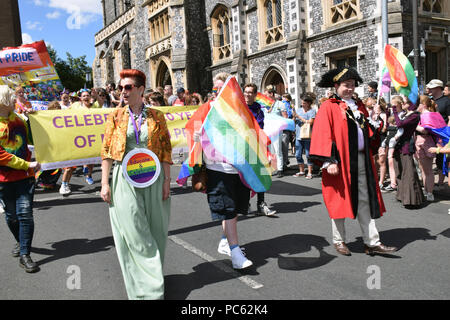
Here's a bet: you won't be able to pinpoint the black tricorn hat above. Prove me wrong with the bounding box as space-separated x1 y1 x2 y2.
317 66 363 88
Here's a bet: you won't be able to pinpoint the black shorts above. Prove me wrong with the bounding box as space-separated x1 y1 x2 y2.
206 169 250 221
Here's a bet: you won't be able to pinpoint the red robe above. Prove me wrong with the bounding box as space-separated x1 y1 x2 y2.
310 98 386 220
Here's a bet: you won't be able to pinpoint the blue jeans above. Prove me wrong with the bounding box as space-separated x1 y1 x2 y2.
295 139 312 166
0 178 35 255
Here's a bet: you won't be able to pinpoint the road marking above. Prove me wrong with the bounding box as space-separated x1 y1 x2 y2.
168 235 264 290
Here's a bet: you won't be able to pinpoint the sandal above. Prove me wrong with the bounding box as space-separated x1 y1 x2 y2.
293 172 305 177
305 174 313 179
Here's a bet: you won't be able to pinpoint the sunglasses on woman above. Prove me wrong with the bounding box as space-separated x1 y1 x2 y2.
118 84 136 91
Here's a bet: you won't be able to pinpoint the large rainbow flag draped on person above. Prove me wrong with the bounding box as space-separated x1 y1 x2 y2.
177 76 274 192
384 44 418 104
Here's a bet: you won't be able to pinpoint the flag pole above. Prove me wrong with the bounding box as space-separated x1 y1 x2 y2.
381 0 390 103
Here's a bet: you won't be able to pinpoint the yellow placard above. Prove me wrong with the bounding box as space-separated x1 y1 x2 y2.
28 105 199 170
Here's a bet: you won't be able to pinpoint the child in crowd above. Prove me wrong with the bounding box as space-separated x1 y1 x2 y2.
381 115 404 191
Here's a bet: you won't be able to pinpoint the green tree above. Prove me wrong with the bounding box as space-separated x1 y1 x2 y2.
47 45 92 91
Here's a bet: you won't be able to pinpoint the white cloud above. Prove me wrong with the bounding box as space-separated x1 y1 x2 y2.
26 21 43 31
32 0 46 5
22 33 34 44
48 0 102 15
31 0 102 30
46 0 102 29
46 11 61 19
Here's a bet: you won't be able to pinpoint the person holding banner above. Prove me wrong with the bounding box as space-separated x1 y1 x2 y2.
59 92 71 109
310 67 397 257
59 89 95 193
0 85 41 273
100 69 172 300
14 86 32 116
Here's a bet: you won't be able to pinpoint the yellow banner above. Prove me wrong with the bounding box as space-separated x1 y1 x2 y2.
28 105 199 170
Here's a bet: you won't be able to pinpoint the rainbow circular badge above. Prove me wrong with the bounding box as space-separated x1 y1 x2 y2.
122 148 161 188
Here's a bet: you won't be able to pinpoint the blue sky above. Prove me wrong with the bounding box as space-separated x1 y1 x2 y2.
18 0 104 66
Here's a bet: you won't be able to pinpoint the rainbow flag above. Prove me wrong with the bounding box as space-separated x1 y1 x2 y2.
177 77 274 192
262 109 295 141
255 92 275 110
384 44 418 104
379 66 391 94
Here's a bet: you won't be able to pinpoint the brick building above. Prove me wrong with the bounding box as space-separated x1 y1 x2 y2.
93 0 449 103
0 0 22 49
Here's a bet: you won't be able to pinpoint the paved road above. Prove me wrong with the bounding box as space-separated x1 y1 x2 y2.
1 159 449 300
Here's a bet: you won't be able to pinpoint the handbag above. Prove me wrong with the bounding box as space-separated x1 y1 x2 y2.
192 167 207 192
300 122 312 139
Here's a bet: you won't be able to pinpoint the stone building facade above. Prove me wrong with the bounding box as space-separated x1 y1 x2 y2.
0 0 22 49
94 0 449 103
93 0 211 96
307 0 450 98
204 0 308 106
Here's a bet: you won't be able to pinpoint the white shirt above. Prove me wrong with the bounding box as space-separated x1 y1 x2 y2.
343 98 364 151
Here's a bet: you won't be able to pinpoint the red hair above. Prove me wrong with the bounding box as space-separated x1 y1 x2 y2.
120 69 146 88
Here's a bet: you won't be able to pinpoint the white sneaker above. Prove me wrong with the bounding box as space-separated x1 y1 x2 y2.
59 184 71 195
217 238 231 256
426 193 434 202
231 246 253 269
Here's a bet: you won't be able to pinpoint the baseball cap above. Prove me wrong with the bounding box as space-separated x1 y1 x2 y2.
177 87 185 94
426 79 444 89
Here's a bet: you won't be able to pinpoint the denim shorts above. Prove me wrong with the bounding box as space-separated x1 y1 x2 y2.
206 169 250 221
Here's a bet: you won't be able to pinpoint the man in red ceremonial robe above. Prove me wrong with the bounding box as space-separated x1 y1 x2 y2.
310 67 397 256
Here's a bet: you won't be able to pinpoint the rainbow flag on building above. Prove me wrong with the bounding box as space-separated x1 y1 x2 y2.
384 44 418 104
177 77 274 192
255 92 275 110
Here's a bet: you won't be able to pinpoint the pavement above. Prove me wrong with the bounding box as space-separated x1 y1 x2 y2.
0 157 449 301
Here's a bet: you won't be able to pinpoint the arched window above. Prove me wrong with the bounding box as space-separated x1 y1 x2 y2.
211 5 231 61
422 0 443 13
263 0 284 45
328 0 359 25
149 10 169 43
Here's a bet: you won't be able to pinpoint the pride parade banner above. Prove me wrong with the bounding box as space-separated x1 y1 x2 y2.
0 40 63 101
28 105 199 170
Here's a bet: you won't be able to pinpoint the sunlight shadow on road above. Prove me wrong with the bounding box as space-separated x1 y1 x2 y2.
31 237 114 266
266 180 322 196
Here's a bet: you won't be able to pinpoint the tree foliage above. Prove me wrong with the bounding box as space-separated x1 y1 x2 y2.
47 45 92 91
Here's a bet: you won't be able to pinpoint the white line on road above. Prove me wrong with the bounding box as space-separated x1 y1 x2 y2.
168 235 264 290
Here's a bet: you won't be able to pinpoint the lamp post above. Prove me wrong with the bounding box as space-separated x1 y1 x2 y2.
85 71 92 89
381 0 390 102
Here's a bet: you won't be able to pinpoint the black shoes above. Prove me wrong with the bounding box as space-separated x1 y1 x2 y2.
11 243 20 257
19 254 39 273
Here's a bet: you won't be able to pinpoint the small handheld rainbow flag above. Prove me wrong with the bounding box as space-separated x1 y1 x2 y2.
384 44 418 104
255 92 275 110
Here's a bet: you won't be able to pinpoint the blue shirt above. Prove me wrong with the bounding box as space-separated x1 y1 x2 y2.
248 102 264 129
295 107 316 140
